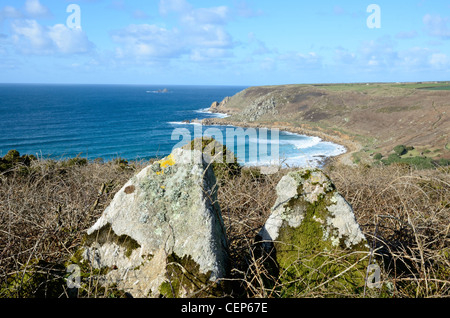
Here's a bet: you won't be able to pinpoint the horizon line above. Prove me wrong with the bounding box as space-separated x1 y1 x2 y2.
0 80 449 87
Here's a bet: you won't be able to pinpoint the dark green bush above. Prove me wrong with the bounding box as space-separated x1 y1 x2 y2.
387 153 401 163
393 145 407 156
438 158 450 166
64 157 88 167
114 158 131 170
373 153 383 160
402 156 434 169
1 150 37 174
3 150 21 162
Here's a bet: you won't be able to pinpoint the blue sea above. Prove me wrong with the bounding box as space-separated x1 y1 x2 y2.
0 84 345 167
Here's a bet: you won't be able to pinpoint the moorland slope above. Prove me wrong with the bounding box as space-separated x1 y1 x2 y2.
204 82 450 165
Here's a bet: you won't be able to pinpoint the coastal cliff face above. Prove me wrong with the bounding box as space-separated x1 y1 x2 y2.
208 83 450 163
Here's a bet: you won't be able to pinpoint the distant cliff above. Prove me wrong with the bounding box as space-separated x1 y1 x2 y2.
207 83 450 164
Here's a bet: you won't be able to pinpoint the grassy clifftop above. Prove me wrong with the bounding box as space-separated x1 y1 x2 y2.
207 82 450 166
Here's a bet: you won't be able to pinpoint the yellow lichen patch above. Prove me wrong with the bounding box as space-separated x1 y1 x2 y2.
156 154 176 175
159 154 176 169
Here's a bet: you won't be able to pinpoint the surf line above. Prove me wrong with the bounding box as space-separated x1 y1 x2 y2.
170 121 281 166
170 110 347 168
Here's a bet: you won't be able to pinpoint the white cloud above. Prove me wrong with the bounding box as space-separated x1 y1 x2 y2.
0 6 22 20
429 53 450 68
359 36 399 67
24 0 51 18
259 57 276 72
397 47 432 68
334 47 356 64
11 19 93 55
0 5 22 30
48 24 94 54
189 47 231 62
188 24 232 48
279 52 323 70
181 6 230 26
395 30 418 39
330 36 450 75
1 1 93 57
112 24 184 59
177 4 233 53
159 0 192 16
11 19 52 54
247 32 273 55
113 0 235 63
423 14 450 38
235 1 264 18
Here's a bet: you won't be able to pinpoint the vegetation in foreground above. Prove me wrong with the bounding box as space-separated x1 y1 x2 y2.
0 150 449 298
355 144 450 170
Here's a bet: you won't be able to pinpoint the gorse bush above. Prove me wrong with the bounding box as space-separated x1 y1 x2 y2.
393 145 407 156
376 144 449 170
381 154 436 170
0 150 37 174
373 153 383 160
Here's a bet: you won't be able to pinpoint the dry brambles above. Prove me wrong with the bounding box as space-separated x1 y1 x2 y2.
0 155 449 298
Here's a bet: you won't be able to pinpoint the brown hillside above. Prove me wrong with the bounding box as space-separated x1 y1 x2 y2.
207 82 450 163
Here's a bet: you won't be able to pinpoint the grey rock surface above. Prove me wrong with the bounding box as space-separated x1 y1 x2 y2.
259 168 368 250
82 148 229 297
256 168 371 295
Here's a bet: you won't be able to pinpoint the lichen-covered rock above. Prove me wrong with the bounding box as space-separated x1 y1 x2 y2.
78 147 230 298
256 168 371 296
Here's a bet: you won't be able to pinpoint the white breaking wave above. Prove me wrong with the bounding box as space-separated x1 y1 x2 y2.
239 133 346 168
194 108 210 114
168 121 202 126
195 108 230 118
281 136 322 150
167 119 346 168
279 132 322 149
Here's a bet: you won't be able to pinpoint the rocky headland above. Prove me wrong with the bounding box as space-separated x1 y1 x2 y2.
205 82 450 166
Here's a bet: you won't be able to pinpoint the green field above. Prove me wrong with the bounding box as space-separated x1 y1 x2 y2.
418 85 450 90
313 81 450 92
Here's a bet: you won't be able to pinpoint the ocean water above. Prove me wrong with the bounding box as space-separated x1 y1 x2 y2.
0 84 345 167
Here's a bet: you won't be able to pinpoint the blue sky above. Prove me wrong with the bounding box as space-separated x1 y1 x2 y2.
1 0 450 85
